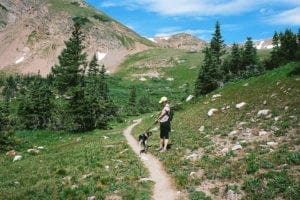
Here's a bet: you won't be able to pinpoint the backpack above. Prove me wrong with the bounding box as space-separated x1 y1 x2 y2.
167 107 174 122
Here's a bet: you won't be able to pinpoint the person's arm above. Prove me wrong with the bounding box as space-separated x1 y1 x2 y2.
155 109 167 123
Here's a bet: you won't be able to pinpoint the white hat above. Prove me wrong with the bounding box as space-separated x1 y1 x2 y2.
159 96 168 103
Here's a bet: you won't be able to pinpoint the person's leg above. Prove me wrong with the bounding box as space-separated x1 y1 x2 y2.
157 122 165 150
163 139 168 151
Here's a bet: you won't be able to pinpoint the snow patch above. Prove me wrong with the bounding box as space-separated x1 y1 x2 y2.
97 52 106 61
15 56 24 64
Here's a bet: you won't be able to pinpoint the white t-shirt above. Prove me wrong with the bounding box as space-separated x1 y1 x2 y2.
159 104 170 123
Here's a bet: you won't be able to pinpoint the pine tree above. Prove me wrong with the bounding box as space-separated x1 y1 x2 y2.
51 22 87 95
229 43 242 76
270 31 281 68
99 65 109 101
210 21 225 66
17 75 53 129
127 85 138 115
241 37 257 67
280 29 297 61
195 47 219 96
87 54 100 76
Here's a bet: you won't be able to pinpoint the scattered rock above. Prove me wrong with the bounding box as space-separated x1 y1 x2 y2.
186 94 194 102
271 126 279 131
13 155 22 162
76 137 81 142
259 130 268 136
238 122 247 126
198 126 205 132
6 150 16 156
103 136 109 139
27 149 40 154
139 77 147 81
185 153 199 160
257 109 270 117
236 102 246 109
228 130 238 136
263 100 267 105
212 94 222 98
88 196 96 200
207 108 218 117
139 177 154 182
274 116 281 121
221 147 229 153
243 83 249 86
285 106 289 111
231 144 242 151
227 189 238 200
267 141 278 146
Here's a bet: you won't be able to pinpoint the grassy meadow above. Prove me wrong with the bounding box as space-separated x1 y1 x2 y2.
132 62 300 199
0 124 152 199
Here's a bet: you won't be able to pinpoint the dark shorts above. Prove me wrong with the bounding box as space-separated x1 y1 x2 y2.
160 122 171 139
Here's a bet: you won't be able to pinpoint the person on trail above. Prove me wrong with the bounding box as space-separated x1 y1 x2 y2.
155 96 171 152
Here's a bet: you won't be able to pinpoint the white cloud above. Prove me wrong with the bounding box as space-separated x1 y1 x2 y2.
99 0 300 18
266 7 300 25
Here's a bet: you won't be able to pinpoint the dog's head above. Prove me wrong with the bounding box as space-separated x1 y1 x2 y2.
145 131 152 137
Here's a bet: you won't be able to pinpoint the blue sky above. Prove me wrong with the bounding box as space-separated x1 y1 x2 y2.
85 0 300 44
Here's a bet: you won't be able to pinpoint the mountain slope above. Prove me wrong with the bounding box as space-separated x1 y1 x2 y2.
0 0 155 76
134 62 300 199
150 33 207 52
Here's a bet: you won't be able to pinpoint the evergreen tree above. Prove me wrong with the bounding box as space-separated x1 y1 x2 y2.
127 85 138 115
296 28 300 60
99 65 109 101
241 37 257 67
17 75 53 129
51 22 87 95
280 29 297 61
229 43 242 76
210 21 225 66
87 54 100 76
195 47 219 96
270 31 281 68
2 76 18 112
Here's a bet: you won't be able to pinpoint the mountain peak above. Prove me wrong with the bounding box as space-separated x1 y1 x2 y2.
150 33 207 51
0 0 154 76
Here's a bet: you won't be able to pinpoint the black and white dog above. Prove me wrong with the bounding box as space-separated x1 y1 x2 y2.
138 131 152 154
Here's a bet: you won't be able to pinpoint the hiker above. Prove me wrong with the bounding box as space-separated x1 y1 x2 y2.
155 96 171 152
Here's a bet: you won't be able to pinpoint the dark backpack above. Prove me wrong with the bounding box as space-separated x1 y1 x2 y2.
167 107 174 122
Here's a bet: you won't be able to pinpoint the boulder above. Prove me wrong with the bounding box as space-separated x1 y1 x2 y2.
207 108 218 117
13 155 22 162
236 102 246 109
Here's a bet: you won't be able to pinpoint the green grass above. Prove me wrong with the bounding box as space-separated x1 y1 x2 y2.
111 48 203 105
132 62 300 199
0 128 152 199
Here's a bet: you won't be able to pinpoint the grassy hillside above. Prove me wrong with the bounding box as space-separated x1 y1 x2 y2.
110 48 203 106
1 60 299 199
0 126 152 199
133 62 300 199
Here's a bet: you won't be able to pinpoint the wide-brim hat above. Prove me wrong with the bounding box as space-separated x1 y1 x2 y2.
159 96 168 103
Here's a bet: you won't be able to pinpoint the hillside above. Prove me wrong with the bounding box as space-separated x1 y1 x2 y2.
133 62 300 199
0 0 154 76
1 63 298 199
149 33 207 52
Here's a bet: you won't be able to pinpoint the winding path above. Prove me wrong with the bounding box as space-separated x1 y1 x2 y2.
123 119 179 200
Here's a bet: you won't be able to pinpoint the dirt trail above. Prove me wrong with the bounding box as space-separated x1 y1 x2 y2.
123 119 179 200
